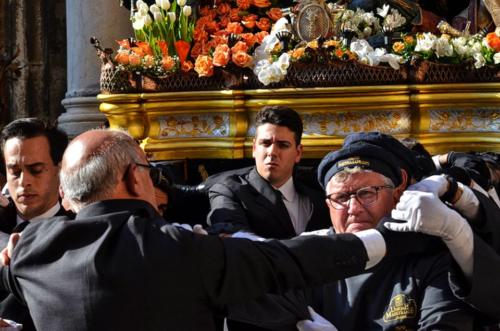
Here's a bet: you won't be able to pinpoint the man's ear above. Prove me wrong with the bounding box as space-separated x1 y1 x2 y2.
123 163 141 197
393 169 408 202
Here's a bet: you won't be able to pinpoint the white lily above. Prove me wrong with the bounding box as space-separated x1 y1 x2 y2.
376 4 390 18
183 5 192 17
473 52 486 68
434 37 453 58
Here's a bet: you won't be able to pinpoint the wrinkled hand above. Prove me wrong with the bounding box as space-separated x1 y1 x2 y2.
0 196 9 208
172 223 208 235
0 317 22 330
192 224 208 235
407 175 448 197
0 233 20 266
387 191 467 242
296 306 338 331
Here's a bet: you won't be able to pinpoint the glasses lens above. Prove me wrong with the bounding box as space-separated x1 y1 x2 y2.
356 187 378 205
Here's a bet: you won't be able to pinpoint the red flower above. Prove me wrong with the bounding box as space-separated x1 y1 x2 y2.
236 0 251 10
267 8 282 21
255 17 271 31
226 22 244 34
195 55 214 77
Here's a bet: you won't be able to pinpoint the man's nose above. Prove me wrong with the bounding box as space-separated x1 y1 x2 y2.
347 194 363 214
18 171 33 186
266 142 278 155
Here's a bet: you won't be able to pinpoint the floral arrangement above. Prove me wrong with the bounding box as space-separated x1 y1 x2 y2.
102 1 499 88
392 30 500 68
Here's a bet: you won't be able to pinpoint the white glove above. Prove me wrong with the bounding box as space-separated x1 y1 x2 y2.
0 318 22 330
386 191 474 280
231 231 265 241
296 306 338 331
407 175 449 197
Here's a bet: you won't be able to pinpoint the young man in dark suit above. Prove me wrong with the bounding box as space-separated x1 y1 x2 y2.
207 106 330 239
0 118 73 330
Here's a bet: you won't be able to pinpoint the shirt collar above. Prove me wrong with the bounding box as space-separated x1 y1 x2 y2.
17 201 61 224
276 176 296 202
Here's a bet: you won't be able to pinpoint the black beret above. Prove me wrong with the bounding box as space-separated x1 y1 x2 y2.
343 132 421 180
318 141 402 189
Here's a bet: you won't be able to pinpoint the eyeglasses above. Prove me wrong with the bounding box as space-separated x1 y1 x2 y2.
135 163 168 188
326 185 394 210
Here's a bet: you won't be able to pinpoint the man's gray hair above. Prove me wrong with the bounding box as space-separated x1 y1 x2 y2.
60 130 142 209
332 167 394 187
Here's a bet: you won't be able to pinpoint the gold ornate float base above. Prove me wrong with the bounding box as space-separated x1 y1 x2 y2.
98 83 500 160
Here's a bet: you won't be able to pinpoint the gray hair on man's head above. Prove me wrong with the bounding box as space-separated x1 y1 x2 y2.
331 167 394 186
60 129 142 209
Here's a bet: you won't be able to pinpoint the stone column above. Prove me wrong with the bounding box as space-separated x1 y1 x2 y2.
59 0 132 137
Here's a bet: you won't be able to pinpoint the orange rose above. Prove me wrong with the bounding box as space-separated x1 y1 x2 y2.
289 47 305 59
136 41 154 56
226 22 244 34
219 15 230 28
190 42 204 59
162 56 176 71
242 14 258 29
194 55 214 77
267 8 282 21
254 31 269 44
193 27 209 42
255 18 271 31
231 41 248 53
212 34 229 46
232 50 253 67
114 51 130 65
129 53 142 66
143 55 155 67
213 44 231 67
252 0 271 8
116 39 131 49
181 60 194 72
240 33 257 48
335 49 344 58
199 6 216 18
236 0 251 10
217 3 231 15
486 32 500 52
403 35 415 45
392 41 405 54
230 8 241 22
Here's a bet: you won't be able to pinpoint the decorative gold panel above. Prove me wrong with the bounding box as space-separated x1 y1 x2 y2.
98 83 500 160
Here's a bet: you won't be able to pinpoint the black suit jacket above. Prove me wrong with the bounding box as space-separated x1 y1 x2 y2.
0 202 73 331
0 199 368 331
207 167 330 239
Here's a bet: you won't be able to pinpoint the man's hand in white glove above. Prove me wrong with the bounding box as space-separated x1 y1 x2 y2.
296 306 338 331
385 190 474 279
387 191 466 241
407 175 449 197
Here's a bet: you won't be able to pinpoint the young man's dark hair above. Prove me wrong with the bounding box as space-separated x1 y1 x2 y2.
255 106 303 145
1 118 68 165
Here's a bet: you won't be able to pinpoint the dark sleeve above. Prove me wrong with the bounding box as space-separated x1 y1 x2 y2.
449 235 500 321
206 182 250 234
418 253 475 330
197 233 368 306
226 290 310 330
467 190 500 252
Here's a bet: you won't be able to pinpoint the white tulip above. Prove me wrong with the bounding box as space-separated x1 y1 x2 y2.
144 13 153 26
158 0 171 10
139 6 149 16
168 12 176 22
150 4 160 13
132 16 145 30
177 0 186 7
153 11 163 21
182 5 192 17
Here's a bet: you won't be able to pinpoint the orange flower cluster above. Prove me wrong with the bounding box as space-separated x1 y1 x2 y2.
486 32 500 53
191 0 282 77
114 39 179 73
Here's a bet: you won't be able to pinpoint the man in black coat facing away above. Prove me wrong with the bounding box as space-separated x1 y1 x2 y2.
0 129 432 331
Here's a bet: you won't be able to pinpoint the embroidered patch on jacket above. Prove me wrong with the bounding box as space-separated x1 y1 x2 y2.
383 294 417 322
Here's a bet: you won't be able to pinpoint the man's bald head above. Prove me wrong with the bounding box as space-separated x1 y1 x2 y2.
60 130 154 211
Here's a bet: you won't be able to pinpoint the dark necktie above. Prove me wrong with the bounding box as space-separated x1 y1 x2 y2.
13 220 30 232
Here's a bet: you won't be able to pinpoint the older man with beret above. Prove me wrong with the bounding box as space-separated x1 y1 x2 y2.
228 139 475 331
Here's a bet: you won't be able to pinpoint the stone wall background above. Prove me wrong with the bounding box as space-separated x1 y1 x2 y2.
0 0 66 126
